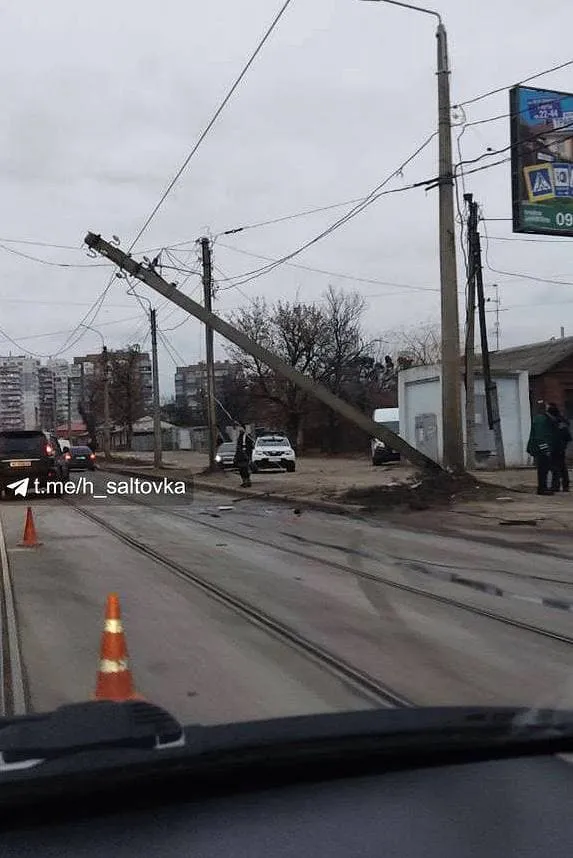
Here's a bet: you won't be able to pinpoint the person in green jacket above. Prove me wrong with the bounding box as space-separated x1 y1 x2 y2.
527 401 559 495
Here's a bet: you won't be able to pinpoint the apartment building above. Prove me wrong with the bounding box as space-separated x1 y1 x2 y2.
174 361 240 408
0 356 40 430
74 348 153 413
46 359 83 427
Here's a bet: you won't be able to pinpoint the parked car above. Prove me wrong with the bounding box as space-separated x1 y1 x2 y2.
250 435 296 473
215 442 237 469
0 430 70 496
65 445 96 471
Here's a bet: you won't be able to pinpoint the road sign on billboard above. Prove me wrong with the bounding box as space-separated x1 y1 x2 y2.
510 85 573 236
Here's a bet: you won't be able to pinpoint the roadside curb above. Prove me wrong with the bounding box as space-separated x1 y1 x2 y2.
102 464 366 517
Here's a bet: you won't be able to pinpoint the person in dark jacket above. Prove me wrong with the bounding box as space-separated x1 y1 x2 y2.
547 403 571 492
233 425 253 488
526 401 558 495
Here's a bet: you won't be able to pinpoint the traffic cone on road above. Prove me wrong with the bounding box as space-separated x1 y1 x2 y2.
94 593 142 701
18 507 42 547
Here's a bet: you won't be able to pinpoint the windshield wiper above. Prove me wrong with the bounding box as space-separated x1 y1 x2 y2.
0 704 572 779
0 701 184 771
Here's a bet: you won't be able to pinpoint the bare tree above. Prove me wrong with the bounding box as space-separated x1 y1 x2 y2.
226 297 329 447
109 347 145 448
383 321 441 368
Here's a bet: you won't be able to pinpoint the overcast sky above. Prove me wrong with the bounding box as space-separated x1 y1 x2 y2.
0 0 572 397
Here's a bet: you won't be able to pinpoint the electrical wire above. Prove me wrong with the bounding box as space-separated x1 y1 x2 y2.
157 328 186 366
128 0 295 252
214 133 438 290
0 238 85 250
216 242 439 294
486 234 571 244
455 119 573 170
0 242 111 268
480 217 573 287
216 197 369 237
454 58 573 108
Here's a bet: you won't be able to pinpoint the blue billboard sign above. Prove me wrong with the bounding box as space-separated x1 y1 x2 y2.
510 85 573 236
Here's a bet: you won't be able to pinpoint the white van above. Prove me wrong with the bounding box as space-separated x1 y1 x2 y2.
371 408 400 465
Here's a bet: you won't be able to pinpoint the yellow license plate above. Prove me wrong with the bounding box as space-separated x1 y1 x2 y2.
10 460 31 467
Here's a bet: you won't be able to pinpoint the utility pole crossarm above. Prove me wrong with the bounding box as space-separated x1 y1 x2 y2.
84 232 442 472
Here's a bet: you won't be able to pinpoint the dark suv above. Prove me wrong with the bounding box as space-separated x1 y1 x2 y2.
0 431 70 497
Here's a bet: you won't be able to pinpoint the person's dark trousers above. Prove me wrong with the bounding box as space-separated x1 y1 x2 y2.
551 450 570 491
536 454 552 494
238 465 251 486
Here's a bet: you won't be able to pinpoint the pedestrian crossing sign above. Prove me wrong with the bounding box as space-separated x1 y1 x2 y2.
524 164 555 202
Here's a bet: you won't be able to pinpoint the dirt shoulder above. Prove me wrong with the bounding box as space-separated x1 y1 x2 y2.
100 451 573 531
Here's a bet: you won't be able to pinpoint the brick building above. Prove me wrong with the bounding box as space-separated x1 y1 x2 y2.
489 336 573 419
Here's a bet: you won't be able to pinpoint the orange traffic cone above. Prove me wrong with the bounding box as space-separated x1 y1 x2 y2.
19 507 42 547
94 593 142 701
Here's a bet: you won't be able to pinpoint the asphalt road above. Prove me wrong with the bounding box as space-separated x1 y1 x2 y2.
1 469 572 724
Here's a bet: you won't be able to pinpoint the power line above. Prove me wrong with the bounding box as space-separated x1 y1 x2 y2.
454 58 573 108
219 133 438 289
486 234 571 245
217 197 367 236
480 217 573 287
0 242 111 268
157 328 186 366
455 119 573 170
128 0 295 252
217 242 438 293
0 237 84 250
0 314 144 346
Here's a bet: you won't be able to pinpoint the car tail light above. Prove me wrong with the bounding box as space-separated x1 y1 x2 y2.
45 444 54 455
90 453 96 460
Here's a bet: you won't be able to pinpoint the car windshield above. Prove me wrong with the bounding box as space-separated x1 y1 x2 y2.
1 1 572 799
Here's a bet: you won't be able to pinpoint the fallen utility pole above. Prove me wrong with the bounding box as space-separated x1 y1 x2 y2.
200 237 218 470
467 201 505 469
84 232 443 472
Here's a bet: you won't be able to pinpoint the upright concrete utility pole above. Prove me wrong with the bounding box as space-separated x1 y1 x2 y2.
67 377 72 443
150 308 163 469
474 229 505 469
436 22 464 472
201 237 218 470
464 193 477 470
362 3 464 470
85 232 443 472
102 345 111 461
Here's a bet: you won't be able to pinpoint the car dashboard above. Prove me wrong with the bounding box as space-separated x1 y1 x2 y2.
2 753 572 856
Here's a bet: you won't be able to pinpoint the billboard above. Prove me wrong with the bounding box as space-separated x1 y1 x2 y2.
510 85 573 236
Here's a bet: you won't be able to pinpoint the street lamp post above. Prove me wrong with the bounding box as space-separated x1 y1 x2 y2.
360 0 464 472
125 291 163 469
81 324 111 461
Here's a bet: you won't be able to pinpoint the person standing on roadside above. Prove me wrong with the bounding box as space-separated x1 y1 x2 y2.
233 425 254 488
547 403 571 492
527 401 558 496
